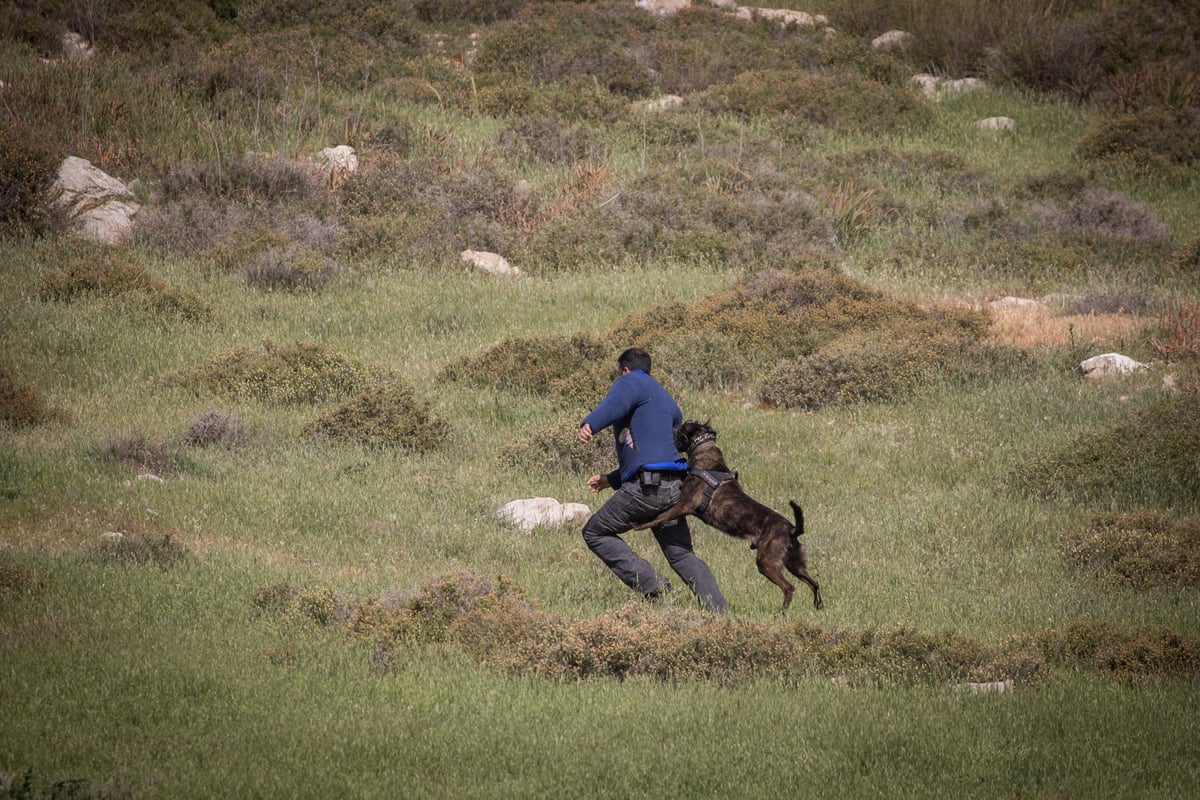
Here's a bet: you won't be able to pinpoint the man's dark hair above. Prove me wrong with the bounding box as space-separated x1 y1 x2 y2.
618 347 652 373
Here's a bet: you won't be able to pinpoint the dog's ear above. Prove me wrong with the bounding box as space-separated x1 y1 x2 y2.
673 422 689 453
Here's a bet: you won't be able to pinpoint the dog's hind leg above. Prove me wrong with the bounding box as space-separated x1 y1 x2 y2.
756 548 795 612
784 542 822 610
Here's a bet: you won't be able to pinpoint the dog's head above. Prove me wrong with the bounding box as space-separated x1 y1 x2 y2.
674 419 717 454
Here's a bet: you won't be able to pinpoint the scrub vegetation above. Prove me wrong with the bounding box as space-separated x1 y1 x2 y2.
2 1 1199 798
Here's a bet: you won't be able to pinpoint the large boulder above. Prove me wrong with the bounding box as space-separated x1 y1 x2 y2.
497 497 592 532
51 156 140 244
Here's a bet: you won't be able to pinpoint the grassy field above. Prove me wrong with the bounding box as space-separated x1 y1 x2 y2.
3 1 1199 797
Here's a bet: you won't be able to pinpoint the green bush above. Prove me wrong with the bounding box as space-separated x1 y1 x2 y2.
303 380 451 450
88 531 192 568
0 124 63 238
441 334 612 406
36 247 211 320
1077 109 1200 177
698 69 930 133
498 418 611 476
153 336 386 404
1013 396 1200 511
473 3 656 98
1060 511 1200 589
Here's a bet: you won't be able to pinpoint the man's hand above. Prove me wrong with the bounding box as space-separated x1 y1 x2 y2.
578 423 594 443
586 474 610 493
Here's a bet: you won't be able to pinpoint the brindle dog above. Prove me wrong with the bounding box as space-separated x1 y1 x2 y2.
634 420 823 612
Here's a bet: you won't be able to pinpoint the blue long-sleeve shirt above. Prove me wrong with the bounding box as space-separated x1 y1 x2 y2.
581 370 683 486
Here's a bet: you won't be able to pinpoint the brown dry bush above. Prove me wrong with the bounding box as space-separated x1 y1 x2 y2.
1151 301 1200 364
1 365 68 429
0 558 44 596
1060 511 1200 589
1032 617 1200 682
183 409 246 447
318 571 1200 685
153 336 385 405
98 432 189 476
303 380 451 451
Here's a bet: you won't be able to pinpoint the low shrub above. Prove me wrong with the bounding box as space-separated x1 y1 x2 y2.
472 3 657 99
183 409 246 447
36 248 211 320
303 380 451 450
1166 237 1200 276
1150 301 1200 364
88 531 192 569
152 336 385 405
1 366 67 428
1012 396 1200 510
756 313 1002 410
1060 511 1200 589
0 558 43 596
440 334 612 407
0 124 63 238
498 419 611 476
1077 108 1200 178
697 69 930 133
98 432 188 476
1032 617 1200 682
412 0 530 24
243 243 338 292
156 155 326 207
305 571 1200 685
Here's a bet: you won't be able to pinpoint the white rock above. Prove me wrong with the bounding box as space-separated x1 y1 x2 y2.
956 679 1015 694
497 497 591 531
872 30 913 51
321 145 358 174
1079 353 1149 379
976 116 1016 132
461 249 521 276
642 94 684 112
51 156 140 244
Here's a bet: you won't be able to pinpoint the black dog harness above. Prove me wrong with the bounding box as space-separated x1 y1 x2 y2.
691 466 737 516
685 434 737 516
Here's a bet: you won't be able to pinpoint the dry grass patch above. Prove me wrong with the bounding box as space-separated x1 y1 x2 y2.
982 297 1150 350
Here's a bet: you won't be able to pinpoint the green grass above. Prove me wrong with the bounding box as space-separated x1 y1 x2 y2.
3 1 1200 796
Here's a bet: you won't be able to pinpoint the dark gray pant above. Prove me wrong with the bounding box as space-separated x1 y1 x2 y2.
582 476 728 612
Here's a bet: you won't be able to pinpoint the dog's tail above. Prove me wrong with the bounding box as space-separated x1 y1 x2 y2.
788 500 804 539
